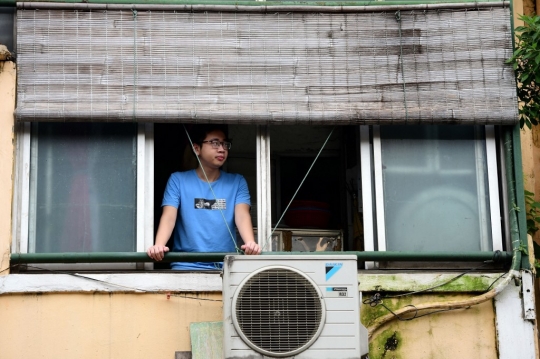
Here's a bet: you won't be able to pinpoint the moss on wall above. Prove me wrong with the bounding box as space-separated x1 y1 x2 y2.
361 294 414 327
358 273 505 294
361 292 497 359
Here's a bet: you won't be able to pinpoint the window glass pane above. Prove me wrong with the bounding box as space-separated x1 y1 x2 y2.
380 125 492 252
29 123 137 253
0 8 14 53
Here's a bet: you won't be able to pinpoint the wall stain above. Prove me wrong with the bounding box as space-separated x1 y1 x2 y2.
383 331 399 356
370 329 403 359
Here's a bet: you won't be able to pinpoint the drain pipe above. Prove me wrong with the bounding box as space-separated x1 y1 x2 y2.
366 126 525 338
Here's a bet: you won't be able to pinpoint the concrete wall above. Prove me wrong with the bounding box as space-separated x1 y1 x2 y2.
1 271 531 359
0 287 511 359
0 61 15 276
364 294 497 359
0 292 223 359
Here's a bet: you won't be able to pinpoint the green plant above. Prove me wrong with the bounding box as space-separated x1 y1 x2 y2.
524 190 540 276
533 241 540 277
524 190 540 235
506 15 540 129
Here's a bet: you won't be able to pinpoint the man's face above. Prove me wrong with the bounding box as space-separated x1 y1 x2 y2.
193 129 228 169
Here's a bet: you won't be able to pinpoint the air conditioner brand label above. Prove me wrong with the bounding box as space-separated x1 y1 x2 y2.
325 262 343 281
325 287 349 297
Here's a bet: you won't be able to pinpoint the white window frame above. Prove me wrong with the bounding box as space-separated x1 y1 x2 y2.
256 125 272 251
12 122 154 270
360 125 503 269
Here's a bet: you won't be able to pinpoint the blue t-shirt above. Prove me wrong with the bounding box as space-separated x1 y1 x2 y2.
161 169 250 270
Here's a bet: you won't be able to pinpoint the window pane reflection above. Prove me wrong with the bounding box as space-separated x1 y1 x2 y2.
29 123 137 253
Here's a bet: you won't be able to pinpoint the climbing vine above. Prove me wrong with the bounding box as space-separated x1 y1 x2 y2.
506 15 540 129
506 15 540 274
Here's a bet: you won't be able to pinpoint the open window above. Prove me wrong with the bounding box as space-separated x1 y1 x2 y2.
11 4 519 271
153 124 346 257
12 121 510 271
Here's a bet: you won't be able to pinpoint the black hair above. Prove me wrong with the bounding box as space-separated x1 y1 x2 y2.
190 124 229 145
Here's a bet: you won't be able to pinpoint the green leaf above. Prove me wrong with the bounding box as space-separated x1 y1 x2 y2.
511 15 540 129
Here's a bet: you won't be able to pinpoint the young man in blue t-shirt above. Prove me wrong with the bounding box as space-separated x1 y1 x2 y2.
147 125 261 269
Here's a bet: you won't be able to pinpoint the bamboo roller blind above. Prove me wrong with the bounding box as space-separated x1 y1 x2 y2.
16 5 518 124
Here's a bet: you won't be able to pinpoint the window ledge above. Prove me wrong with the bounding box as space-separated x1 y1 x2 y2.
358 271 507 292
0 271 507 294
0 272 223 294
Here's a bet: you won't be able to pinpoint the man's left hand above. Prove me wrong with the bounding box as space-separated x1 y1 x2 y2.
241 241 261 255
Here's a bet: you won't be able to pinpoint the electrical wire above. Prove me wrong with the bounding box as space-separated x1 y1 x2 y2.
365 267 515 339
264 126 336 251
2 264 223 302
0 264 13 275
363 293 460 322
382 262 492 299
363 260 509 327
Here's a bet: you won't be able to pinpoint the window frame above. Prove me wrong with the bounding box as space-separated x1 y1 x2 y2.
256 125 272 251
10 123 508 270
12 122 154 270
359 125 503 269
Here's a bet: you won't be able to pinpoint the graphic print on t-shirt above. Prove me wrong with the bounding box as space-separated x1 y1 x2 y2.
194 198 226 210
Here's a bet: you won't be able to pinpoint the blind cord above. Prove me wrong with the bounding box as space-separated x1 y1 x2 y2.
395 10 409 122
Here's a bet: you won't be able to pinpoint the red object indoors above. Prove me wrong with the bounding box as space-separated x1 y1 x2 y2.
284 200 331 228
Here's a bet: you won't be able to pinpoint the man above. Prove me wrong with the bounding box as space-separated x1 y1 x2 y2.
147 125 261 269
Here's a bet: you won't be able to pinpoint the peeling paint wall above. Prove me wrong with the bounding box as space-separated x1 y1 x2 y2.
363 294 497 359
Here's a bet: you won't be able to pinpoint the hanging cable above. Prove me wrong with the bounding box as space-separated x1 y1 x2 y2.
383 261 492 298
365 270 512 339
132 9 138 121
5 264 223 301
395 10 409 122
264 126 336 251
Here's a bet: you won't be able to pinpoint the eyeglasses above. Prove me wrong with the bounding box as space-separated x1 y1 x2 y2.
201 140 232 150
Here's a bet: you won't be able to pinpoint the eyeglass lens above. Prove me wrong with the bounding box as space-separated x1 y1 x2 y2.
206 140 231 150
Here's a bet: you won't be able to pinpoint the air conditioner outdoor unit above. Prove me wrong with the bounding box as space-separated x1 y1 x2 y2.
222 254 369 359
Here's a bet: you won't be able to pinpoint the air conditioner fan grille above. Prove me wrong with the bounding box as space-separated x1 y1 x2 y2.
234 268 323 354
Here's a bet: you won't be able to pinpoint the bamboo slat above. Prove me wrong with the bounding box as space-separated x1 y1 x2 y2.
16 6 517 124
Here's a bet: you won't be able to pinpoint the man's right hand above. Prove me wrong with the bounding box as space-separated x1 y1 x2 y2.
147 245 170 261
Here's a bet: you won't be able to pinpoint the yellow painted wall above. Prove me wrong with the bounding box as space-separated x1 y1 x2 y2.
0 291 498 359
0 61 15 276
0 292 223 359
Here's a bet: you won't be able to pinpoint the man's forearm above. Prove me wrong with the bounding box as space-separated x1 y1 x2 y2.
155 217 175 246
235 204 255 243
154 206 178 246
